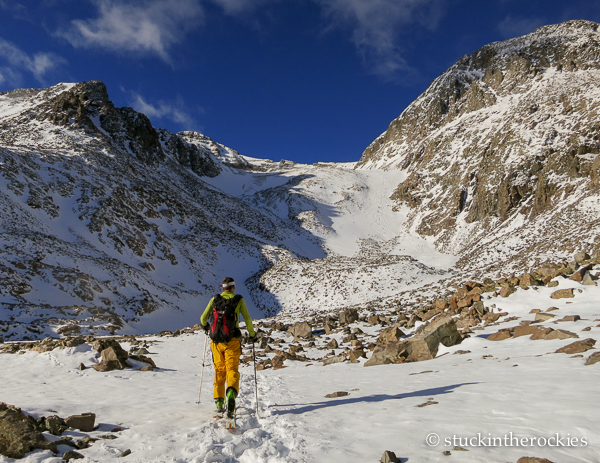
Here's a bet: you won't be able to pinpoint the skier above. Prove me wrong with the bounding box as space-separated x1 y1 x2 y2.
200 277 257 420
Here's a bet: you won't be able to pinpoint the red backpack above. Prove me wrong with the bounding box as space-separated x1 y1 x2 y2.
209 294 242 343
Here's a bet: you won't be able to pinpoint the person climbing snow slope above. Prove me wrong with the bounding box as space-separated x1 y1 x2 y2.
200 277 257 421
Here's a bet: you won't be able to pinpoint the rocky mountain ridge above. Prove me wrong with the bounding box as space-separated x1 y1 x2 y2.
0 81 333 340
356 20 600 273
2 20 600 341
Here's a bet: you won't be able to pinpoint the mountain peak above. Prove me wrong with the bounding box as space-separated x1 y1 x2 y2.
355 20 600 271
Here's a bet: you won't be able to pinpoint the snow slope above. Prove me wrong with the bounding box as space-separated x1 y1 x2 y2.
1 276 599 462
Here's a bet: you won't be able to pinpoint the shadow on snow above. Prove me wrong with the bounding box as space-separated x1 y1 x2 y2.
271 382 480 415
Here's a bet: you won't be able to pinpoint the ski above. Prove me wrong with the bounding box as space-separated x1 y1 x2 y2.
224 410 236 433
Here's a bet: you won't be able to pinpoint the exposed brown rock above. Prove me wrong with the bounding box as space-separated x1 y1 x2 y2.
0 403 58 459
585 351 600 365
555 338 596 354
376 326 405 345
339 309 359 325
65 413 96 432
322 354 347 366
569 264 594 282
550 288 575 299
513 326 551 339
325 391 349 398
288 322 312 339
365 316 462 366
499 286 516 298
517 457 555 463
488 329 511 341
534 313 555 322
381 450 401 463
326 338 339 349
543 329 578 340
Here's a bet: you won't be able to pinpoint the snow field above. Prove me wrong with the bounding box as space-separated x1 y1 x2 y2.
1 276 600 462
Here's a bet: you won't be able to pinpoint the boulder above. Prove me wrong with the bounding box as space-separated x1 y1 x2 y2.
322 354 347 366
408 316 462 359
365 316 461 366
349 348 367 360
569 264 594 282
455 315 481 329
376 326 405 345
65 413 96 432
519 273 542 287
517 458 555 463
93 345 130 371
421 308 442 321
557 315 581 322
471 301 487 316
543 330 578 340
381 450 401 463
63 450 85 461
585 352 600 366
325 391 349 398
534 264 568 281
487 329 511 341
534 313 555 322
434 299 447 310
574 251 591 263
339 309 359 325
530 328 556 340
367 315 380 325
45 415 68 435
582 272 596 286
288 322 312 339
326 338 339 349
0 403 58 459
555 338 596 354
550 289 575 299
499 286 516 298
513 326 550 339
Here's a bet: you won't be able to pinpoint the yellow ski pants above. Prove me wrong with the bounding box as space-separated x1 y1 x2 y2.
211 337 241 399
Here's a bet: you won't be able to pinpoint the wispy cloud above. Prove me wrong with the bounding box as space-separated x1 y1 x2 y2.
498 15 546 39
315 0 444 81
210 0 275 16
128 91 197 129
0 37 66 86
0 0 26 15
58 0 204 62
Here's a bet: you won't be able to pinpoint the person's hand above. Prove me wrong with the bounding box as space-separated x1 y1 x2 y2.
201 323 209 334
248 335 258 343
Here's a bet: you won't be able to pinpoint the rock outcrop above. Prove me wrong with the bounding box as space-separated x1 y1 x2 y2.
356 20 600 273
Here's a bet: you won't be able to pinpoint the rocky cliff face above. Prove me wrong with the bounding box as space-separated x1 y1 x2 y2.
0 81 310 339
356 20 600 272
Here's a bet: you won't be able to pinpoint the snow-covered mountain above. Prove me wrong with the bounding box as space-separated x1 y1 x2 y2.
2 20 600 341
356 20 600 273
0 82 451 340
2 20 600 463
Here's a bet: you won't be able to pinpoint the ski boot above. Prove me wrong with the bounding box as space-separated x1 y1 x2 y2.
215 398 225 416
226 387 237 419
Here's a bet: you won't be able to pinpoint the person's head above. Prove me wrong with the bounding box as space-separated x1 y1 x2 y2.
222 277 235 292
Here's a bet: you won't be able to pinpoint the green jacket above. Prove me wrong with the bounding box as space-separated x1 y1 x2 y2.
201 291 256 337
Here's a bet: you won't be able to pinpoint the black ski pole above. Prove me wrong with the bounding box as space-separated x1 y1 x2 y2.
252 340 259 419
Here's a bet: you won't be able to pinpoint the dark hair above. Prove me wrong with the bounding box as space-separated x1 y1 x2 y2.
222 277 235 287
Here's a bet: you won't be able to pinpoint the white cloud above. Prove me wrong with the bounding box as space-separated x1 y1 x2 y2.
129 91 196 128
0 37 66 86
59 0 204 62
498 15 546 39
210 0 274 16
315 0 444 81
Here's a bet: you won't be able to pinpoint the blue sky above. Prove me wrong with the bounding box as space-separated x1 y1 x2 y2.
1 1 599 164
